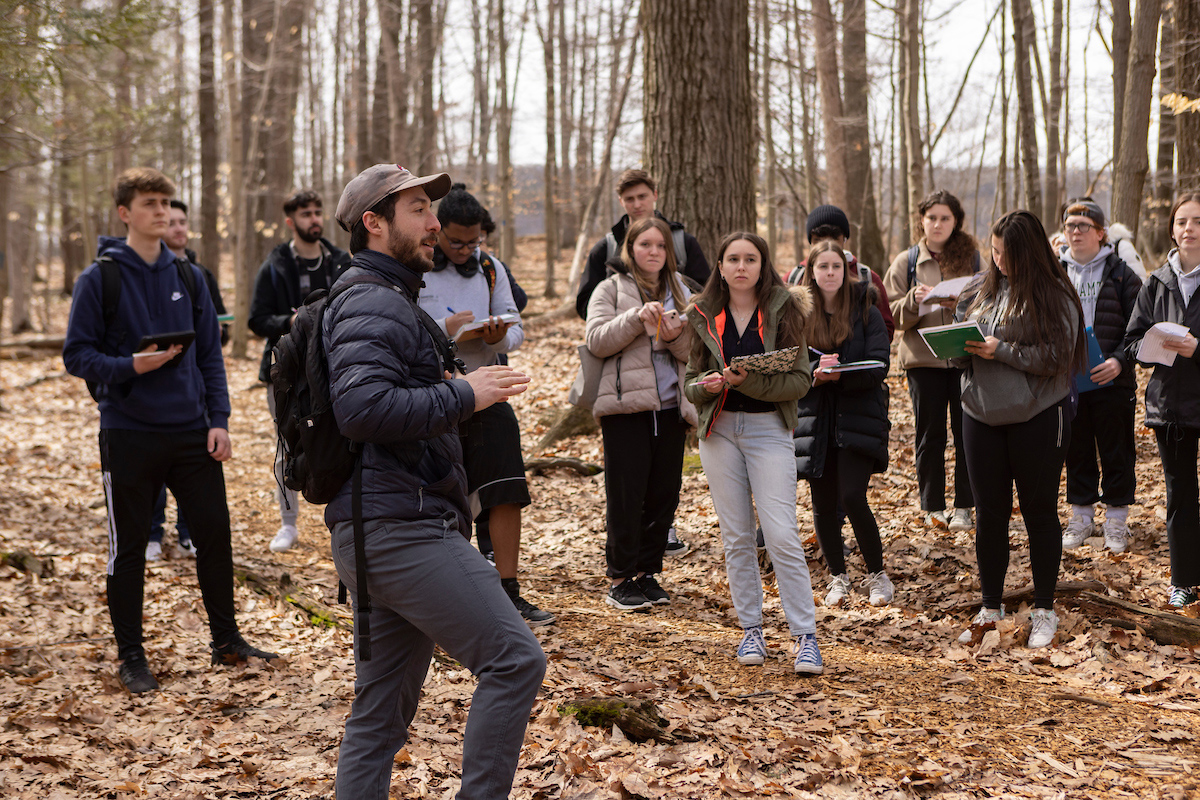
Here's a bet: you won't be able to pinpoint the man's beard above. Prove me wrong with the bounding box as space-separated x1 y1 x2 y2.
296 224 323 244
389 225 436 273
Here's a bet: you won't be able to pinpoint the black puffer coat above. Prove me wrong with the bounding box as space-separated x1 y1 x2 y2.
322 249 475 532
1068 251 1143 390
1124 260 1200 429
794 285 891 479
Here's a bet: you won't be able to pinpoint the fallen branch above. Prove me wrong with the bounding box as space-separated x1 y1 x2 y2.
1 549 52 578
525 457 601 476
234 566 349 630
946 580 1107 614
537 405 598 449
0 335 65 351
558 696 675 743
1074 591 1200 647
1047 691 1114 708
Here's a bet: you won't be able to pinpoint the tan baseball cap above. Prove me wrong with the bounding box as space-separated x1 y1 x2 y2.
334 164 452 232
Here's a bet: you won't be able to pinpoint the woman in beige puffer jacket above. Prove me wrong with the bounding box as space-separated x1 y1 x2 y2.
584 217 696 612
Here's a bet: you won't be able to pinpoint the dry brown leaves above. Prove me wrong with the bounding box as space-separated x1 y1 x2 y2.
1 253 1198 799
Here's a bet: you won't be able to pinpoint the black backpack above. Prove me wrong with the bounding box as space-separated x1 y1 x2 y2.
906 244 983 288
269 273 464 660
88 255 202 401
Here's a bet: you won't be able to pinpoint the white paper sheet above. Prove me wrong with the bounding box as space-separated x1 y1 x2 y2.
1136 321 1192 366
918 276 975 315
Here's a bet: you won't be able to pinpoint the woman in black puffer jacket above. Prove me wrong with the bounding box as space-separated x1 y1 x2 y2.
794 242 893 608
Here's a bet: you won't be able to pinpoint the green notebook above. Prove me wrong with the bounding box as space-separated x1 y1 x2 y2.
917 321 986 359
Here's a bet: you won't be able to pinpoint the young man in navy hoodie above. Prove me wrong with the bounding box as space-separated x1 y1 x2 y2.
63 168 276 694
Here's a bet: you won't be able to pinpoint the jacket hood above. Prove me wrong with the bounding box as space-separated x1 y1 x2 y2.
1062 244 1113 272
1108 222 1134 241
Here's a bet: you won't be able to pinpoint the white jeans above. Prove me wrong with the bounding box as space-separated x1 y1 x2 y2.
700 411 817 637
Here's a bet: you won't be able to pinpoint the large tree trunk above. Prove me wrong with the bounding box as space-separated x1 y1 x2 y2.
416 0 437 172
1175 0 1200 193
223 0 246 356
1012 0 1042 216
811 0 847 212
842 0 885 270
1043 0 1063 227
902 0 924 231
1112 0 1131 159
1110 0 1162 237
1150 5 1176 255
198 0 220 278
644 0 756 261
535 0 559 297
354 0 370 168
760 0 776 253
495 0 516 263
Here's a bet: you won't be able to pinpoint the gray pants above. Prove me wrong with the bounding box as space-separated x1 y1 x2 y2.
265 390 298 527
330 513 546 800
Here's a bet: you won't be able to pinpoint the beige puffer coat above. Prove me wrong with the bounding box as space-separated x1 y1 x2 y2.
584 267 698 426
883 240 960 370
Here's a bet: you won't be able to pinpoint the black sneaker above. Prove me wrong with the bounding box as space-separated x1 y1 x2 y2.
510 593 556 627
606 578 653 611
755 526 766 552
118 654 159 694
664 527 690 557
636 574 670 605
211 635 279 666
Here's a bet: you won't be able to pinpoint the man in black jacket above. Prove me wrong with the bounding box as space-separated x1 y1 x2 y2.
325 163 545 800
249 190 350 553
574 168 710 319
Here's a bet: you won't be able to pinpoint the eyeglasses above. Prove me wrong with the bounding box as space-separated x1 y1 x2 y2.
1064 221 1098 233
442 236 485 251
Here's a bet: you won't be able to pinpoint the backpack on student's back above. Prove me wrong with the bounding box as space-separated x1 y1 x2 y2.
906 245 983 288
88 255 202 401
269 272 464 660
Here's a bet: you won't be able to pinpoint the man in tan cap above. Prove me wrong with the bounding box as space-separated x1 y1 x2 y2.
323 164 546 799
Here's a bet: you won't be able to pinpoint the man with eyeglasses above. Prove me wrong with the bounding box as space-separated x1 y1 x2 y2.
416 183 555 627
1058 199 1143 555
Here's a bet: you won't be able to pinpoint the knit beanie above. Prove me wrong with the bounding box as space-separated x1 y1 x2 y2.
806 205 851 242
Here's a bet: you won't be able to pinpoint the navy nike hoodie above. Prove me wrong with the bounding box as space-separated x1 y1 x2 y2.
63 236 230 432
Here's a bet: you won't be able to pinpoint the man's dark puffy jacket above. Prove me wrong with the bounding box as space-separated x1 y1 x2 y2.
575 211 710 318
1066 251 1142 391
249 238 350 381
322 249 476 533
793 284 891 479
1124 262 1200 429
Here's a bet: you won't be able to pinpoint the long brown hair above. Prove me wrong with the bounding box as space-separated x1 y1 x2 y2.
801 241 863 351
968 210 1086 375
688 232 806 364
917 190 979 278
620 217 686 307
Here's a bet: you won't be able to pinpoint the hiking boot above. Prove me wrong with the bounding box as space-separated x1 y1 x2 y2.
864 571 895 606
635 574 670 605
823 573 851 607
958 607 1005 644
1027 608 1058 648
792 634 824 675
503 581 555 627
664 527 690 557
948 508 974 532
211 635 279 666
925 510 950 530
736 626 767 665
269 524 299 553
1169 585 1198 608
118 654 159 694
145 540 163 562
1062 515 1096 549
606 578 652 612
1103 519 1130 554
178 537 197 557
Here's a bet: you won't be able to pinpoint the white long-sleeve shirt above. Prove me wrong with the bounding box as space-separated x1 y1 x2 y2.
417 250 524 373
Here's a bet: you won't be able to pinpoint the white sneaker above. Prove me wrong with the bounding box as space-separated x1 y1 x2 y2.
145 541 163 562
1027 608 1058 648
1103 519 1130 554
1062 515 1096 549
178 538 197 557
824 573 851 607
270 524 299 553
864 571 894 606
958 606 1005 644
948 508 973 532
925 510 950 529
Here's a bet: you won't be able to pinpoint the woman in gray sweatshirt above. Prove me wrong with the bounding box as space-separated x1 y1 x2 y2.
952 210 1087 650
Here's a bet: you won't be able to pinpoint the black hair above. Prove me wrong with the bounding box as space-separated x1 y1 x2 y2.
283 190 322 216
807 224 846 244
437 183 487 228
348 193 399 255
170 199 188 214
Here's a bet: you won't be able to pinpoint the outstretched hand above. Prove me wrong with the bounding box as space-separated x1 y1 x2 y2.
460 365 530 411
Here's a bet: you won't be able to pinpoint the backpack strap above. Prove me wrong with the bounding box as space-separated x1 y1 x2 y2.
351 457 370 661
479 253 497 295
174 257 204 324
604 232 619 262
98 257 122 335
906 245 920 288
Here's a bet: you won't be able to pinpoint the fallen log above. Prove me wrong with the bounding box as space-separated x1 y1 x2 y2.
0 335 65 351
1073 591 1200 647
558 696 675 743
1 549 52 578
946 580 1107 614
537 405 598 449
234 566 350 630
525 457 601 476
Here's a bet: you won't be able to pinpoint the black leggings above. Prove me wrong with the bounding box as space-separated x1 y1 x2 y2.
961 402 1069 610
906 367 973 511
1156 426 1200 587
808 444 884 576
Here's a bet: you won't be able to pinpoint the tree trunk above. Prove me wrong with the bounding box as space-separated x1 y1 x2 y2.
495 0 515 263
416 0 437 172
1174 0 1200 193
644 0 756 261
223 0 245 357
811 0 847 213
7 184 31 334
1110 0 1162 237
842 0 884 270
1150 5 1176 255
1112 0 1131 159
354 0 371 168
557 0 575 247
198 0 220 279
535 0 559 297
760 0 776 254
0 167 8 335
1043 0 1063 227
1012 0 1042 215
995 0 1008 218
903 0 924 231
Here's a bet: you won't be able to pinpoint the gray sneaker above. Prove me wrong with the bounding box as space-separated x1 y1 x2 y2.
864 571 894 606
1062 515 1096 549
948 508 973 532
823 573 852 607
1027 608 1058 648
1103 519 1130 553
925 510 950 529
958 607 1005 644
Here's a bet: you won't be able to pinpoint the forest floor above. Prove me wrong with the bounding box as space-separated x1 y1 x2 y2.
2 247 1199 799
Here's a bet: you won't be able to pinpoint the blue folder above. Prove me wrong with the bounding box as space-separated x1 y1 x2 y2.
1075 327 1112 394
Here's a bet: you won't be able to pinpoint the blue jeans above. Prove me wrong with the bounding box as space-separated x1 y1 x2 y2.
150 485 191 544
699 411 817 637
330 513 546 800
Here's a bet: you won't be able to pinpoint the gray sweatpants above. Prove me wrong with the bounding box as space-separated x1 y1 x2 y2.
330 512 546 800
